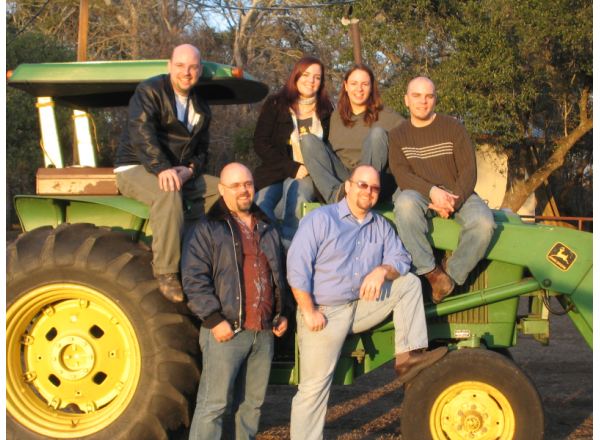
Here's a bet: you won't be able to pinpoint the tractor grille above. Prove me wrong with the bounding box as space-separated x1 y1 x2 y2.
432 255 490 324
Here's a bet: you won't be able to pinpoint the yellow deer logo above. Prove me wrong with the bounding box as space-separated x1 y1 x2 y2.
547 243 577 271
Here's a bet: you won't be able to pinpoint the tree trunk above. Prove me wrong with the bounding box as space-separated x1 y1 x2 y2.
127 0 139 59
233 3 254 68
231 0 272 68
501 87 592 212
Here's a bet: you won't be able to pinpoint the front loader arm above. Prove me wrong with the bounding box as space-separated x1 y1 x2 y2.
424 210 593 346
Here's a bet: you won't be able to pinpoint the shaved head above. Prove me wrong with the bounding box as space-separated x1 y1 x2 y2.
220 162 252 183
345 165 380 219
168 44 202 96
406 76 436 95
171 44 201 62
218 163 255 214
405 76 437 127
348 165 379 183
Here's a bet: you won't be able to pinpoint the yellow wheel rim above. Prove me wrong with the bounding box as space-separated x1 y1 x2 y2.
430 380 515 440
7 283 142 438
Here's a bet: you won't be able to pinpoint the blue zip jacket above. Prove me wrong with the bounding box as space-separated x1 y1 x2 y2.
181 198 293 330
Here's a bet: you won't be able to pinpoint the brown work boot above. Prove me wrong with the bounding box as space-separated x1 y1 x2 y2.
156 273 185 303
424 265 455 304
395 347 448 383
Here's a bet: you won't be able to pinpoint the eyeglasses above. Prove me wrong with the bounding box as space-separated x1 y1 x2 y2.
221 181 254 191
349 180 380 194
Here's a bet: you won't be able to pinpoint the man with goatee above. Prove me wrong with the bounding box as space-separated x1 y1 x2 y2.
182 163 292 440
286 165 446 440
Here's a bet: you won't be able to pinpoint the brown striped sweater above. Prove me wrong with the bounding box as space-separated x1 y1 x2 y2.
388 113 477 210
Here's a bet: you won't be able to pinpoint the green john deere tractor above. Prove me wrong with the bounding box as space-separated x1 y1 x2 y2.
6 60 592 440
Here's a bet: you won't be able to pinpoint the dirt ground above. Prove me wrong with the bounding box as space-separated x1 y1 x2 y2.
256 299 593 440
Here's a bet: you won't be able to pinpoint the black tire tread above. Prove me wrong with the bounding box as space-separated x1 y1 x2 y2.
10 225 53 274
157 350 202 396
7 224 200 440
130 416 168 440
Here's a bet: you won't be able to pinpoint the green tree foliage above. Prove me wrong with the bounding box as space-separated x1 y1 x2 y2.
6 29 74 223
344 0 592 213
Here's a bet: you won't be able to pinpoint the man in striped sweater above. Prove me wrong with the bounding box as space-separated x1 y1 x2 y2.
389 77 495 303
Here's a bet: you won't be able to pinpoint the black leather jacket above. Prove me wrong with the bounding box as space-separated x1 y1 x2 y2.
181 199 293 330
115 74 211 178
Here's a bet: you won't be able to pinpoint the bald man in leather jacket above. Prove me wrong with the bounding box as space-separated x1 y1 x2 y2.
114 44 219 303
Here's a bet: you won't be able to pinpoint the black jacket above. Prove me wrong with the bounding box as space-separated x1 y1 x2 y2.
253 94 331 190
115 74 211 178
181 198 293 330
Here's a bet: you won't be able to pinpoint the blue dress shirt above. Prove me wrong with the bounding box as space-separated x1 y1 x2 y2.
287 199 412 306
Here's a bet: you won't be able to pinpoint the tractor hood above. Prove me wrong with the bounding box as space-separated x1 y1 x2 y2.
8 60 269 108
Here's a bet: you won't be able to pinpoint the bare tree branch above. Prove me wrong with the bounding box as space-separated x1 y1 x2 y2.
502 86 593 211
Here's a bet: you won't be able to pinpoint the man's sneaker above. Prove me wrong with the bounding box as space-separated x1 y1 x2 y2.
425 265 455 304
394 347 448 383
156 273 184 303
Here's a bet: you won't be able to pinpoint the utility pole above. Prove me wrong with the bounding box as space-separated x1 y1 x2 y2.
77 0 89 61
73 0 96 166
341 5 362 65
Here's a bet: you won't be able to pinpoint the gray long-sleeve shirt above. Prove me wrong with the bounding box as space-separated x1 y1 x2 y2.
330 106 404 170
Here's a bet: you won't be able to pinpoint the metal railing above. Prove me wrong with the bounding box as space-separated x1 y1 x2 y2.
519 215 593 231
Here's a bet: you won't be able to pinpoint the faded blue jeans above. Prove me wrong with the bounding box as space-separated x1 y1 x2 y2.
289 273 427 440
300 127 389 203
255 176 316 242
393 190 496 285
189 328 274 440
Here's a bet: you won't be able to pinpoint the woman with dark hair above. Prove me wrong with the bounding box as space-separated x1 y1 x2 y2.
253 56 333 243
300 64 403 202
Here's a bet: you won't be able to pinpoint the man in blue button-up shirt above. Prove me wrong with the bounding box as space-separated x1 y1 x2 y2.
287 165 447 440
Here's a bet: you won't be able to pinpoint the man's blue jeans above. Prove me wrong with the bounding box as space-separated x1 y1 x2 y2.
393 190 496 285
300 127 389 203
189 328 274 440
289 274 427 440
255 176 316 242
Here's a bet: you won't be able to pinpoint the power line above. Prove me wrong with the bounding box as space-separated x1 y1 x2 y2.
7 0 51 47
183 0 356 12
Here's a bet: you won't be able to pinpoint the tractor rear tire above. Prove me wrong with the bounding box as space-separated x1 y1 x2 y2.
6 223 200 440
401 348 544 440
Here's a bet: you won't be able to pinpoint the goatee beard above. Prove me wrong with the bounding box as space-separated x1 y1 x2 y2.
237 197 252 212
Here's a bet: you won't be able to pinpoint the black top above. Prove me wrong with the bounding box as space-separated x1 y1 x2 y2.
252 94 331 190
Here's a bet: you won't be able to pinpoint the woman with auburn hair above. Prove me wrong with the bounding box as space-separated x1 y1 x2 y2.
300 64 404 202
253 56 333 244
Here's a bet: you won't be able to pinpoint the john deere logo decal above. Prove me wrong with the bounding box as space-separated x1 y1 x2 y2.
547 243 577 271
